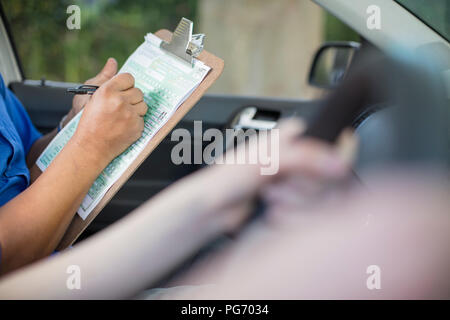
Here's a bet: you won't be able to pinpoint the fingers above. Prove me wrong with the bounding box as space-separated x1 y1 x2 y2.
85 57 118 86
275 119 355 179
133 119 145 141
97 72 146 117
106 73 135 91
336 128 359 165
281 138 350 179
277 118 307 139
122 88 147 116
132 101 148 117
72 58 119 114
122 87 144 105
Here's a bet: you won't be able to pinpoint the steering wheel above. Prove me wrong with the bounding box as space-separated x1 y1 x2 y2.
305 49 448 167
152 48 449 287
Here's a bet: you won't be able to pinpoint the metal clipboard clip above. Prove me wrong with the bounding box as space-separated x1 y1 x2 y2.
161 17 205 66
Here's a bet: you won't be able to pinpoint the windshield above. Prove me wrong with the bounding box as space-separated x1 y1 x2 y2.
395 0 449 41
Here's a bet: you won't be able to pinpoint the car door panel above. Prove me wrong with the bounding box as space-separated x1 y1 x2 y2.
9 81 73 134
9 81 321 240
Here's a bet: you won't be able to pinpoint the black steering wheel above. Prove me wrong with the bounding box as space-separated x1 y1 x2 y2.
151 48 449 287
305 49 448 167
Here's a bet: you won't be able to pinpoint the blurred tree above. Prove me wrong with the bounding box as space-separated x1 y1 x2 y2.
2 0 359 93
2 0 197 82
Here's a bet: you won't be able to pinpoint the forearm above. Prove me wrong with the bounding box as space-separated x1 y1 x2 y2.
26 128 58 172
27 110 77 182
0 199 209 298
0 135 107 274
0 163 264 298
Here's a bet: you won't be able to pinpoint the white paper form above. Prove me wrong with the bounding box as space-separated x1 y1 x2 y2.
36 33 210 219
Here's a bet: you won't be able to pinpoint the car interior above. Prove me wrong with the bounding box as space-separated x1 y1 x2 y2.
0 2 448 246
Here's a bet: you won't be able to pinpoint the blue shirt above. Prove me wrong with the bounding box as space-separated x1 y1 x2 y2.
0 74 42 207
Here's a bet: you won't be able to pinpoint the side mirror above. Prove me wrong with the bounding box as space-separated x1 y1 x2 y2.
309 42 360 89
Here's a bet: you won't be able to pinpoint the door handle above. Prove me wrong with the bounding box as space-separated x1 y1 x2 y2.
229 106 279 130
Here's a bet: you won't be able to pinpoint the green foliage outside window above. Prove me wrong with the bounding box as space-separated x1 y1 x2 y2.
324 12 359 42
3 0 197 82
2 0 357 83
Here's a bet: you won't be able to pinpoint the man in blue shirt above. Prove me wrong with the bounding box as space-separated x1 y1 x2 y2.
0 74 42 206
0 58 148 274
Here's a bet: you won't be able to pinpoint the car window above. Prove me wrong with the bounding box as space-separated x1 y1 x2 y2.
395 0 449 42
2 0 358 99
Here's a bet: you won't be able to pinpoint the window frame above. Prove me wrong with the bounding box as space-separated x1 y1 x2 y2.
394 0 449 43
0 1 24 84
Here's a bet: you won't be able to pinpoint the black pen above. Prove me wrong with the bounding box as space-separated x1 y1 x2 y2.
67 84 99 95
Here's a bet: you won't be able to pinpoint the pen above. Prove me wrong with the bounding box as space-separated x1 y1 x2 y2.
67 84 99 95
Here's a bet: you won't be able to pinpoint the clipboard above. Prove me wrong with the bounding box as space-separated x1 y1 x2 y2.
56 20 224 250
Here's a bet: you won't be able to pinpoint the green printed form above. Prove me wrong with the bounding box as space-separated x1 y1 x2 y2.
36 33 211 219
